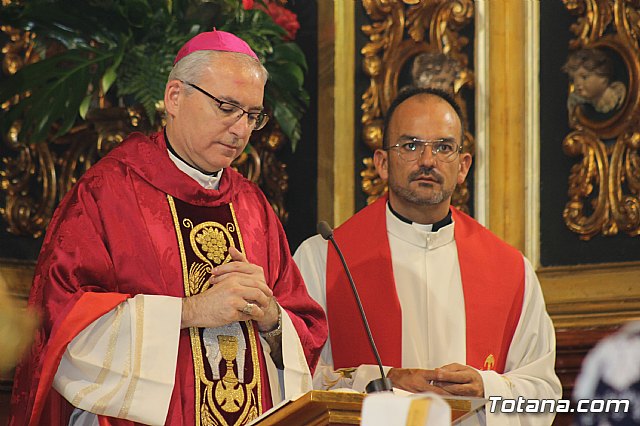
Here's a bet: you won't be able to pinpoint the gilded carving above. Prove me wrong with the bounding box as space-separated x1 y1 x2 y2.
562 0 640 239
360 0 475 209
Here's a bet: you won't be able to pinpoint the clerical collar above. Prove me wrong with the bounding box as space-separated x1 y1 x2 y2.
164 128 222 190
387 201 453 232
164 128 219 177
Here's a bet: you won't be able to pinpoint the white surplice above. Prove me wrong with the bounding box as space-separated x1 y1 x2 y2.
293 203 562 426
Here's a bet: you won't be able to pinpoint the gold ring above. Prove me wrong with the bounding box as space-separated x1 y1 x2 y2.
242 302 256 315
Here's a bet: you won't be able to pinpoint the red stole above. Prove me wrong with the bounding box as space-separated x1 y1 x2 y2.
326 196 524 373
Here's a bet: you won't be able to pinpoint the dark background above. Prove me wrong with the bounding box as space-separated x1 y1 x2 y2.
279 0 318 251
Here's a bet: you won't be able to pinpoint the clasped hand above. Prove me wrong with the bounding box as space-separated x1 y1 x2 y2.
387 363 484 397
181 246 279 331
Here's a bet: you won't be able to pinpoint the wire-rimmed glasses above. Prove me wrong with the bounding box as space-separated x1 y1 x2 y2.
385 137 462 163
182 81 269 131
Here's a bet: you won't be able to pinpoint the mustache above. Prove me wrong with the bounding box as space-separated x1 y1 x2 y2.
408 166 444 183
223 139 243 149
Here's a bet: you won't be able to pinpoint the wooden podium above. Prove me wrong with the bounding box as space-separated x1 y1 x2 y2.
251 390 477 425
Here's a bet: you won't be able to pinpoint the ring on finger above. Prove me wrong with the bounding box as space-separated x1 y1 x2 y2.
242 302 256 316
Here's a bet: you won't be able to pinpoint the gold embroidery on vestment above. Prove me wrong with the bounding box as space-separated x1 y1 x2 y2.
215 335 245 412
483 353 496 371
187 220 236 267
189 262 211 294
168 196 190 297
167 196 262 426
229 205 245 254
118 296 145 418
201 387 218 426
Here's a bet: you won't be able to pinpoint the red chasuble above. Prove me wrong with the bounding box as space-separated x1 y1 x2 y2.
326 195 524 374
10 131 327 426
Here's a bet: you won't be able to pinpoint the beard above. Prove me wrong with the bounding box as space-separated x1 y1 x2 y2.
388 165 454 206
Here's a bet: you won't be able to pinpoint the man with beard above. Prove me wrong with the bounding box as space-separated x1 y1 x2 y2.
294 88 561 425
11 30 327 426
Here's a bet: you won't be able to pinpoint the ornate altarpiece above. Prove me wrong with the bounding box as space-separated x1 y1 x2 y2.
562 0 640 240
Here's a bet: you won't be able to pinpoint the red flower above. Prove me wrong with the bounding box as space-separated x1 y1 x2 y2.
264 2 300 41
243 0 300 40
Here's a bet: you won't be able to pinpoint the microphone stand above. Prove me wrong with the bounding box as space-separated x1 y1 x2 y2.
317 222 393 393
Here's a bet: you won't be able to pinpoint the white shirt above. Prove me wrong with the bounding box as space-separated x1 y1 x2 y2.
293 203 562 426
167 148 223 190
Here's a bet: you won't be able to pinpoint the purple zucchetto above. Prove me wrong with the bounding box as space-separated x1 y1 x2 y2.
173 29 258 65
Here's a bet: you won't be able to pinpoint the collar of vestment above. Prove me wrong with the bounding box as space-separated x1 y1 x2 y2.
104 130 246 206
387 201 452 231
165 136 223 190
386 202 454 249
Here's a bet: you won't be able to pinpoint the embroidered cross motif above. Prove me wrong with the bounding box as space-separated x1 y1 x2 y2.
483 354 496 371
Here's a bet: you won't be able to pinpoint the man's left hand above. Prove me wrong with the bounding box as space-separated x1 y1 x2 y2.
432 363 484 397
211 246 279 332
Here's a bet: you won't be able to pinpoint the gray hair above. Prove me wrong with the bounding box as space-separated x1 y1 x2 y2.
167 50 268 88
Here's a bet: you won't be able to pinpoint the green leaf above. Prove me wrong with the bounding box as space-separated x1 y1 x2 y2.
79 94 92 119
55 71 93 138
270 43 307 71
266 63 304 92
273 102 300 148
0 47 114 142
101 66 118 94
265 87 305 150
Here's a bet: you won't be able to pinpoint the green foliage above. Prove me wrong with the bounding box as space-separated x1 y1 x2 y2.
0 0 308 147
116 27 188 123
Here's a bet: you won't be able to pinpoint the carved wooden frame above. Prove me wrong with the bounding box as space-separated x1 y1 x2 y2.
561 0 640 240
521 0 640 360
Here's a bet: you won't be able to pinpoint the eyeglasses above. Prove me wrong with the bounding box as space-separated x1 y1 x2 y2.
182 81 269 131
385 137 462 163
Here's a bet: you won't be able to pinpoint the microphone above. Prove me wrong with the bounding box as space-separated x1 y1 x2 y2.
317 221 393 393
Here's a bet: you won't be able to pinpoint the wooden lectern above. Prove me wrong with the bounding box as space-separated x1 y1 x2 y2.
252 390 476 425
